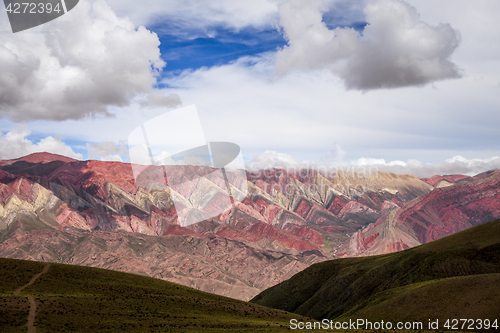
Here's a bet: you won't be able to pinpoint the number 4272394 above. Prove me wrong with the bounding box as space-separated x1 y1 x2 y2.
444 319 498 330
5 2 62 14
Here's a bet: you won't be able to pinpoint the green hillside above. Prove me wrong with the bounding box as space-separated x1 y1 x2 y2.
0 258 306 332
251 219 500 324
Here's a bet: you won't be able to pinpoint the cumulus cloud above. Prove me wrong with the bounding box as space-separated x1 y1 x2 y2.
0 126 82 160
0 0 164 121
247 149 346 173
247 150 300 171
106 0 279 33
248 150 500 178
85 141 128 162
351 155 500 178
275 0 462 90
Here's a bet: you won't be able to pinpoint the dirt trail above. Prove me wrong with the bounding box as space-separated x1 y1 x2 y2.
26 296 37 333
14 263 50 333
14 263 50 295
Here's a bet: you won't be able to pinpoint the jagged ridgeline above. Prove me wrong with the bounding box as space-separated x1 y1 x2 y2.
251 219 500 322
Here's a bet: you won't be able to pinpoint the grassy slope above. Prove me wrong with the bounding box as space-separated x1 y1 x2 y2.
0 258 310 332
251 219 500 321
336 273 500 322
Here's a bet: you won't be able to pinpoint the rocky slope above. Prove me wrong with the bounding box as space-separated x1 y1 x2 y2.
421 174 475 189
338 170 500 257
0 152 498 300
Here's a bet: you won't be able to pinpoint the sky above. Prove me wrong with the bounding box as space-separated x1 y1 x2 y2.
0 0 499 177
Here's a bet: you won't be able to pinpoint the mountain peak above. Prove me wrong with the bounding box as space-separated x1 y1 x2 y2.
0 152 78 166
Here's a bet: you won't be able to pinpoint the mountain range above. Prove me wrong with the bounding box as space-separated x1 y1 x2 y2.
3 218 498 332
0 152 499 301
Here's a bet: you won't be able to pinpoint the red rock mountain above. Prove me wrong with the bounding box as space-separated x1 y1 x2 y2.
338 170 500 257
0 152 498 300
0 152 78 165
421 174 474 188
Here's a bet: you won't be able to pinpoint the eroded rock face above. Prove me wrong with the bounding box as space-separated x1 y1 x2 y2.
421 174 474 187
1 152 495 300
338 170 500 257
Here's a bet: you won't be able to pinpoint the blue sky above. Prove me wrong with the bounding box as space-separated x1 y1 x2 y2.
154 27 287 74
0 0 500 177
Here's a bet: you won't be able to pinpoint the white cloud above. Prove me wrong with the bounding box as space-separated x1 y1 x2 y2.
98 154 123 162
247 150 299 171
85 141 128 161
275 0 462 89
247 150 500 178
275 0 359 75
0 0 164 121
353 157 406 167
106 0 279 33
349 155 500 178
0 126 82 160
